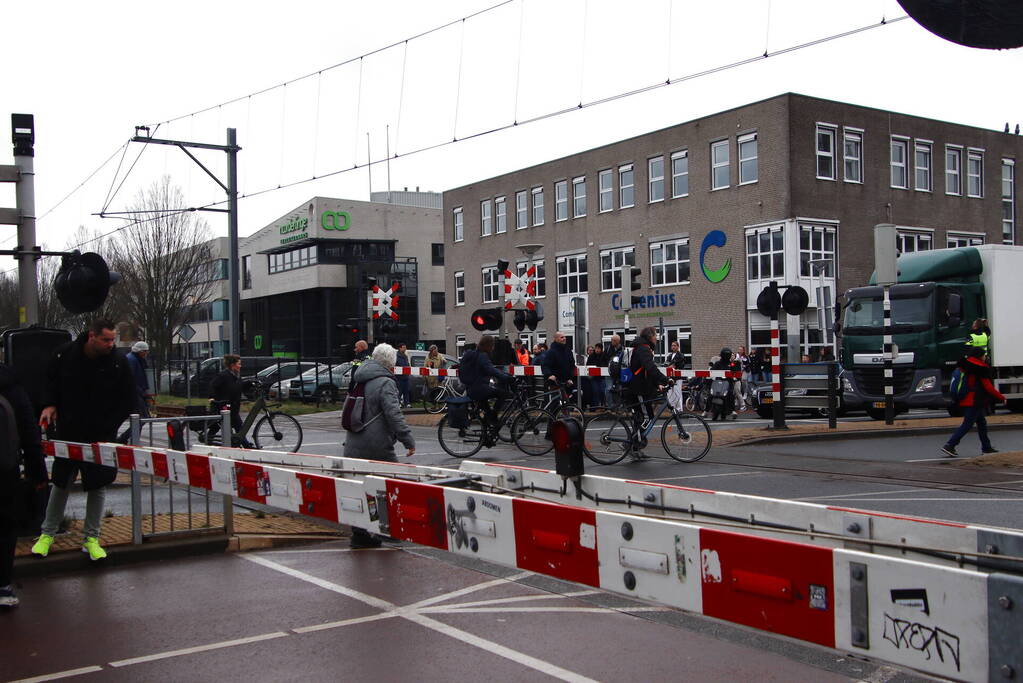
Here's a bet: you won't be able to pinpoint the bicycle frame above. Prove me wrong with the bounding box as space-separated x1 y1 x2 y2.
609 392 682 443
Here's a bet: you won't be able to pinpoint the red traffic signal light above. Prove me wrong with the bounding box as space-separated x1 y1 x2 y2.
53 251 121 314
471 308 503 331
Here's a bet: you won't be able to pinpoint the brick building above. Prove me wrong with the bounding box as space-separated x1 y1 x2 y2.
443 93 1020 365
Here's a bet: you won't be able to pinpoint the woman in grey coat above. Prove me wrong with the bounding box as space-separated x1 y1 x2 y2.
342 343 416 463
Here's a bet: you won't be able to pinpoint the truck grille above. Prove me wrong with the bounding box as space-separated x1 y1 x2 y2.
853 368 914 397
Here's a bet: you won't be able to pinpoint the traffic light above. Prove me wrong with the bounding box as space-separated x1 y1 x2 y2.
620 264 642 310
781 286 810 316
513 310 526 332
471 308 503 331
53 251 121 314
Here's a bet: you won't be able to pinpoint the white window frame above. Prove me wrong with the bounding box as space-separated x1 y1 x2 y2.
515 190 528 229
799 225 837 278
554 180 568 222
671 150 689 198
481 266 500 303
598 169 613 212
711 139 730 190
455 334 466 357
843 128 863 184
947 232 984 249
649 238 691 286
495 196 507 234
1003 158 1015 245
480 199 492 237
737 133 758 185
619 164 634 208
648 156 665 202
816 125 836 181
454 270 465 306
896 229 933 254
914 140 933 192
531 186 544 226
599 246 635 292
453 207 464 242
516 258 546 299
745 226 785 282
890 136 909 189
573 176 586 217
556 253 588 295
968 148 984 198
945 145 962 196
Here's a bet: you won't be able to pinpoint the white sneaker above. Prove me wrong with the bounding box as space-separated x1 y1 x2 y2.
730 412 739 420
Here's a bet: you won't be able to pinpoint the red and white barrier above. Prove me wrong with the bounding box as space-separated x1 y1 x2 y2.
391 365 741 379
42 439 1021 682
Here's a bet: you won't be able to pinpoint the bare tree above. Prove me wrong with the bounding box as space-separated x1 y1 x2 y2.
109 176 214 363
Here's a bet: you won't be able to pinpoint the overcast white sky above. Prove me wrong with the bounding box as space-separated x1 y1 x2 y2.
2 0 1021 266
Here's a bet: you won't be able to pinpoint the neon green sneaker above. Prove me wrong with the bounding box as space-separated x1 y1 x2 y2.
31 534 54 557
82 537 107 561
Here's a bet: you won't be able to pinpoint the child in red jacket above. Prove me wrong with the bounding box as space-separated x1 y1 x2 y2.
942 348 1005 457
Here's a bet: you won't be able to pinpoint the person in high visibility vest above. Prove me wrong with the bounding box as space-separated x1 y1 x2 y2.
965 318 991 355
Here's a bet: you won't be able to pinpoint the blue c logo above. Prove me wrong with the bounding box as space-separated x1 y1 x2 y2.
700 230 731 283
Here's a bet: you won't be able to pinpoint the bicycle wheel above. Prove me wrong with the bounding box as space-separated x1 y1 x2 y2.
253 412 303 452
424 386 447 414
661 411 712 463
553 402 586 425
511 408 555 456
582 412 632 465
437 412 486 458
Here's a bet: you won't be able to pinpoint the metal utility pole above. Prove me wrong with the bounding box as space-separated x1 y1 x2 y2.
130 127 241 352
4 114 40 325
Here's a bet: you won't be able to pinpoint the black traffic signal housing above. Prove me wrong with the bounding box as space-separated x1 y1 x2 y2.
513 310 526 332
53 251 121 314
471 308 503 331
526 302 544 331
781 286 810 316
551 418 585 478
621 264 642 309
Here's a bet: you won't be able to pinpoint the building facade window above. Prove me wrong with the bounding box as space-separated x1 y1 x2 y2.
843 129 863 183
453 207 464 242
967 149 984 197
1003 158 1016 244
556 254 588 295
890 137 908 189
897 230 932 253
711 139 730 189
495 196 507 234
671 150 689 198
481 266 500 303
746 227 784 281
599 247 635 292
431 292 445 315
946 146 962 195
947 232 984 248
455 334 466 357
480 200 492 236
816 125 836 180
454 271 465 306
649 238 690 286
738 133 758 185
531 187 544 225
269 246 316 274
619 164 634 208
573 176 587 217
431 243 444 266
598 169 613 212
915 140 933 192
241 255 252 290
516 259 546 298
799 225 836 277
555 180 568 221
515 190 528 229
648 156 664 202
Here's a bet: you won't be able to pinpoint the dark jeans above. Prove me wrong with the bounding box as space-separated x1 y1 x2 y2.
0 517 16 586
397 377 411 406
946 406 992 450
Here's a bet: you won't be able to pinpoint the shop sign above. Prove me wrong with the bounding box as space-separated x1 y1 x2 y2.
610 290 677 311
700 229 732 283
321 210 351 231
279 216 308 245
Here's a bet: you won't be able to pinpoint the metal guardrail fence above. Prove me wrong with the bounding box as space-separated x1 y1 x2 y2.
127 411 234 544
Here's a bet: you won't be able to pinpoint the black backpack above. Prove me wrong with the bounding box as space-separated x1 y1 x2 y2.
0 392 21 472
341 381 374 432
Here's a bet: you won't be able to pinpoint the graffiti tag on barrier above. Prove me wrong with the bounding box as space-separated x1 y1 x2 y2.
882 613 960 671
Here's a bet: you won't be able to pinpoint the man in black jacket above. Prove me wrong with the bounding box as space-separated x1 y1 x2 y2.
32 319 135 561
625 327 671 456
541 332 576 407
1 364 47 606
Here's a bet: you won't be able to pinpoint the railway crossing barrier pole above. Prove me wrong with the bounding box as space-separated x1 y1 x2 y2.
771 313 786 429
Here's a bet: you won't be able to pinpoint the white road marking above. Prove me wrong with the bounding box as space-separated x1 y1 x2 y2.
109 632 289 667
421 606 671 614
796 488 934 501
409 572 533 608
262 548 395 554
800 497 1023 502
292 612 396 634
242 554 395 610
905 457 958 462
646 471 756 482
10 667 105 683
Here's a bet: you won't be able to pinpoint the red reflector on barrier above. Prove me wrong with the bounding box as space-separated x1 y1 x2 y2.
234 462 268 504
513 498 599 587
297 473 339 523
730 569 794 602
186 453 212 490
386 480 448 550
116 446 135 471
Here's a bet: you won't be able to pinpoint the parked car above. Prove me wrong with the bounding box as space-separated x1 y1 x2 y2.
752 367 847 419
284 362 353 402
403 350 461 401
170 356 286 397
243 361 320 400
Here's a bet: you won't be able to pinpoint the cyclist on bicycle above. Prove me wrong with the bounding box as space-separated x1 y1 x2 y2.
210 354 254 448
459 335 513 444
624 327 671 455
541 331 575 408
